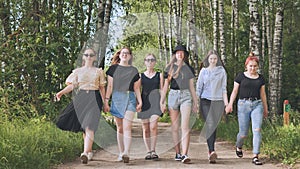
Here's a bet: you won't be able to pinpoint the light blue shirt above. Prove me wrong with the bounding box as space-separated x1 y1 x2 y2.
196 66 227 100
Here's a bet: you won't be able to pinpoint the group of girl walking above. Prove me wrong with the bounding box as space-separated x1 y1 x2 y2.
55 45 268 165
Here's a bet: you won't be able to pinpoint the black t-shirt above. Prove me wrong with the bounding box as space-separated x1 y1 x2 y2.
164 64 195 90
106 64 140 91
234 72 265 99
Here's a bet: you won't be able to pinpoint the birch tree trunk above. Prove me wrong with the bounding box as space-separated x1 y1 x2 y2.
231 0 239 74
219 0 226 64
168 0 173 59
269 5 284 117
172 0 179 44
152 0 168 62
213 0 218 51
249 0 261 70
261 1 266 74
95 0 112 68
187 0 198 75
266 3 273 104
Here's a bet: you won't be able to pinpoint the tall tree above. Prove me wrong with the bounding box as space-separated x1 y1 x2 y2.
187 0 198 74
219 0 226 64
212 0 218 51
95 0 112 68
249 0 261 69
269 3 284 117
231 0 239 73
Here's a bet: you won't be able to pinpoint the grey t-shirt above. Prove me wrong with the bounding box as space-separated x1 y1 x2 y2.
106 64 140 92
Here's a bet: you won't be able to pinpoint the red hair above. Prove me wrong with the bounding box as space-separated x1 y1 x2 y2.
245 52 259 67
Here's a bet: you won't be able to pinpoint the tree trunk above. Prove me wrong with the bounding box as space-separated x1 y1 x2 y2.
261 1 266 74
231 0 239 76
187 0 198 75
0 0 12 36
269 6 284 117
219 0 226 64
266 3 273 105
168 0 173 60
213 0 218 51
249 0 261 69
94 0 112 68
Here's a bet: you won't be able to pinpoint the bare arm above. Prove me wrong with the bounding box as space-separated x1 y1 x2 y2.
260 85 268 118
159 72 164 90
134 78 142 112
160 79 169 113
225 82 239 113
99 85 106 103
189 78 198 113
55 84 73 101
104 75 113 112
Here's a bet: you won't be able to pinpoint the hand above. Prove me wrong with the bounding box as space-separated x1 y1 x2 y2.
160 102 166 113
103 102 110 113
136 102 142 112
192 102 198 114
263 110 268 118
54 92 63 102
225 104 233 114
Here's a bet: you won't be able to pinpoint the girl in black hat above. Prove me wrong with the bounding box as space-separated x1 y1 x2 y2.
160 44 198 164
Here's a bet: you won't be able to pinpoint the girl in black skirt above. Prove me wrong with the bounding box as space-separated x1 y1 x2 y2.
55 48 106 164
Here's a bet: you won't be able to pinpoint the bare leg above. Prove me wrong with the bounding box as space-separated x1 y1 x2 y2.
83 128 94 153
123 111 135 155
169 109 181 154
114 117 124 155
149 115 159 151
180 105 191 155
142 119 151 152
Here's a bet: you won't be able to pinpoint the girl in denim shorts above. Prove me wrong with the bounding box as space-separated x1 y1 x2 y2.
160 44 198 164
104 47 142 163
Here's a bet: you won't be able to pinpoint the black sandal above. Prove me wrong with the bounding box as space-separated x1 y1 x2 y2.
236 147 243 158
252 157 263 165
145 152 152 160
151 151 159 160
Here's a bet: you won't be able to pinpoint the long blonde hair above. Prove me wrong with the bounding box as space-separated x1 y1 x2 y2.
166 53 189 82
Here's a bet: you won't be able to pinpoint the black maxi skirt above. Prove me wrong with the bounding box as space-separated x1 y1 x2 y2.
56 90 103 133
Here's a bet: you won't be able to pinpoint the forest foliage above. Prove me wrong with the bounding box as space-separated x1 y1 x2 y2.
0 0 300 168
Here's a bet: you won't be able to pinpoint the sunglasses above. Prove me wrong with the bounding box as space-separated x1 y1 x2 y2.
83 53 95 57
144 58 156 62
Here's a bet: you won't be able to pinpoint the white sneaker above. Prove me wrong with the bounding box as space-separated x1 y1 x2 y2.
80 153 88 164
208 151 217 163
87 152 93 161
117 154 123 162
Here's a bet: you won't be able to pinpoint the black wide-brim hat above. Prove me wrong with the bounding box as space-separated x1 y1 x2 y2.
172 44 189 57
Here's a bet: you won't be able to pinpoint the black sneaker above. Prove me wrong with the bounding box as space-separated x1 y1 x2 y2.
181 155 191 163
252 157 263 165
236 147 243 158
174 153 182 161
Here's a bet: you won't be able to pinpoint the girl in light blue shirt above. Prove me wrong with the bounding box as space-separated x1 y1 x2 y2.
196 50 228 163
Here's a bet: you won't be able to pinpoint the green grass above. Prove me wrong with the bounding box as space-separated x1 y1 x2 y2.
0 115 82 169
215 113 300 166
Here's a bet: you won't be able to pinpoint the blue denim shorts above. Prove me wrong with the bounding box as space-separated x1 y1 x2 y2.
110 91 136 118
168 89 192 110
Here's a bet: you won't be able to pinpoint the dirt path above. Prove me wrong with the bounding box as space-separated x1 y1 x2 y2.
55 119 285 169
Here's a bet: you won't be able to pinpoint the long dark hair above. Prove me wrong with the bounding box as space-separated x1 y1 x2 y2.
199 50 226 70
